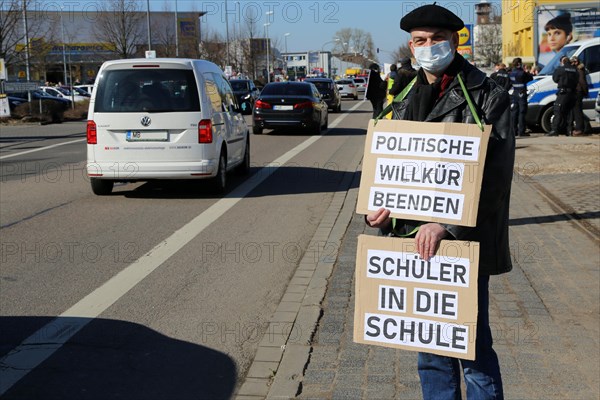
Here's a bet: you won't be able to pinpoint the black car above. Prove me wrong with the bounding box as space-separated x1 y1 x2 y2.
252 82 328 135
229 79 259 114
8 90 72 109
304 78 342 113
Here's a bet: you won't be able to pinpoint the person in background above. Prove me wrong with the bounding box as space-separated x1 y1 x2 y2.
389 56 418 97
509 57 533 137
365 63 387 119
547 56 578 136
568 56 589 136
366 4 513 399
384 64 399 119
490 63 511 91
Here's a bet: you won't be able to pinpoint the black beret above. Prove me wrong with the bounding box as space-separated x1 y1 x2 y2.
400 4 464 33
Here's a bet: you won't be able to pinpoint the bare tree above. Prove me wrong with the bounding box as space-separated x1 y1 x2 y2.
93 0 144 59
331 27 376 61
151 2 176 57
475 22 502 67
391 44 412 64
1 0 51 71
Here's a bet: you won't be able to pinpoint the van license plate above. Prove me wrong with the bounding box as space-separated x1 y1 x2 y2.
273 105 293 111
126 130 168 141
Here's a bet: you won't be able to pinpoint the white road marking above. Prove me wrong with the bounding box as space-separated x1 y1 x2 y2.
0 138 86 160
0 101 367 395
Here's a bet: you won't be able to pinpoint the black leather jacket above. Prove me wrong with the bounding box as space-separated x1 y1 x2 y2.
387 57 515 276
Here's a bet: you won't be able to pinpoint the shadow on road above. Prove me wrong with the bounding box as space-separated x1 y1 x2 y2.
120 166 359 199
0 316 237 400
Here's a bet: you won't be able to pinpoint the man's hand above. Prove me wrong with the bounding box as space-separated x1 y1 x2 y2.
365 208 392 230
415 223 448 260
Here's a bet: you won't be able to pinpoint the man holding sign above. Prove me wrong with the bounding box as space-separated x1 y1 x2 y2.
365 4 514 399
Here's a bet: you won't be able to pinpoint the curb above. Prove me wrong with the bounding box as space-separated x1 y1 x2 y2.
235 155 363 400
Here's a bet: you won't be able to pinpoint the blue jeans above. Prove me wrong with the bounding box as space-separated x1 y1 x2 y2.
418 276 504 400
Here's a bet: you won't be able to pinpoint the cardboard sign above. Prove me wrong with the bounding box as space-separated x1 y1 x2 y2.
356 119 491 227
354 235 479 360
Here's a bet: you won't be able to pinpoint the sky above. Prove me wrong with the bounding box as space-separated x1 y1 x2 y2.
46 0 502 64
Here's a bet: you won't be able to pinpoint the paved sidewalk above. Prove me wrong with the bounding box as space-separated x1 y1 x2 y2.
297 170 599 398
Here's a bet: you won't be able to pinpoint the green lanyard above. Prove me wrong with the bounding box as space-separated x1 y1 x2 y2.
374 74 485 132
374 76 417 124
457 74 484 131
391 219 421 237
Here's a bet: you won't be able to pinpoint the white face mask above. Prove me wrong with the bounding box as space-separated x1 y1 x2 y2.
413 40 455 74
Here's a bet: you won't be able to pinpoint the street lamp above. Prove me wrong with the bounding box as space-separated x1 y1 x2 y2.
225 0 230 68
146 0 152 51
264 10 273 83
59 8 67 85
174 0 179 57
284 33 290 77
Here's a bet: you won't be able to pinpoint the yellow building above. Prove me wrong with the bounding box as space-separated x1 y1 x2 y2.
502 0 599 66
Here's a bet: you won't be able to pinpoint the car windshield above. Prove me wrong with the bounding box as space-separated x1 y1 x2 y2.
538 45 580 76
307 81 332 90
261 83 312 96
336 80 352 85
94 69 200 112
56 87 73 95
230 81 250 91
353 78 365 83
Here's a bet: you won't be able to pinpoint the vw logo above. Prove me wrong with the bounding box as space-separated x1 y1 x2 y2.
140 116 151 127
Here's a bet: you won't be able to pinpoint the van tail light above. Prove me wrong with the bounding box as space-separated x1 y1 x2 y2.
349 84 355 88
87 120 97 144
255 99 272 109
198 119 213 143
294 101 313 110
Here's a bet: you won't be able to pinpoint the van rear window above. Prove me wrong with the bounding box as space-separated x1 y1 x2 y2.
94 69 200 112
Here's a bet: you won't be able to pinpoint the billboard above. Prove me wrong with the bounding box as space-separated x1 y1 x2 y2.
536 6 600 68
457 25 473 61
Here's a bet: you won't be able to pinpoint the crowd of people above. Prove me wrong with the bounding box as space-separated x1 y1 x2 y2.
489 55 589 137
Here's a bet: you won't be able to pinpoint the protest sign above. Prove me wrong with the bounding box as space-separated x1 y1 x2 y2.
353 235 479 360
356 119 491 227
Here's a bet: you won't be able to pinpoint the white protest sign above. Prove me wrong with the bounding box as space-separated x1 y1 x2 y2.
356 119 491 227
354 235 479 360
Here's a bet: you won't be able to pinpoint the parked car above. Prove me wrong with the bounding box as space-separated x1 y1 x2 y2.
252 81 328 135
75 84 95 95
229 79 259 114
64 86 91 97
304 78 342 113
86 58 250 195
39 86 87 102
352 77 367 94
336 79 358 100
8 89 72 109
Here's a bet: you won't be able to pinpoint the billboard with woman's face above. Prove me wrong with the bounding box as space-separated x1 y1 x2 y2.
536 6 600 70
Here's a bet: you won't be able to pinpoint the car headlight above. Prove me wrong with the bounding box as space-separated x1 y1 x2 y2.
527 87 536 101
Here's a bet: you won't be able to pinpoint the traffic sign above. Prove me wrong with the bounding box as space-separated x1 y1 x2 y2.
3 81 40 92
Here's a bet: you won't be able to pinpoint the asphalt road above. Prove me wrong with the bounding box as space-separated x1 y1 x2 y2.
0 98 371 399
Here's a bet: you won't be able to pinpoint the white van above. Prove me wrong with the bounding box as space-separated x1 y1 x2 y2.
86 58 250 195
526 38 600 133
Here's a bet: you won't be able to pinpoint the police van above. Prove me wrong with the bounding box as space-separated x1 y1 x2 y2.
526 38 600 133
86 58 250 195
